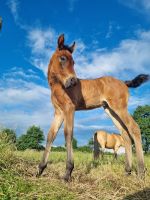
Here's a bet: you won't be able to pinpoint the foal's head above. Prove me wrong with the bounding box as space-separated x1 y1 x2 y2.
49 34 77 88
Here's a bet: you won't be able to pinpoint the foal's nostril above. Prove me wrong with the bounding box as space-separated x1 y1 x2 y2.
70 77 77 85
64 77 77 88
71 78 74 83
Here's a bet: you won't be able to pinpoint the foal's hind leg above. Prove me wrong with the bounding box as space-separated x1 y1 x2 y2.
121 131 132 174
104 107 132 174
104 103 145 177
37 109 63 177
117 111 145 176
127 115 145 177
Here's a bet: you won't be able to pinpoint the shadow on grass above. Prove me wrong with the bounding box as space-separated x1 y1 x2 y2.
123 188 150 200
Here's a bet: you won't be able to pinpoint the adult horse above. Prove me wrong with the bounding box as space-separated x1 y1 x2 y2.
37 34 149 181
93 130 124 159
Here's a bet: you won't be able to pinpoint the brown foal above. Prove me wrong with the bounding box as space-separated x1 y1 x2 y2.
93 130 124 159
37 34 149 181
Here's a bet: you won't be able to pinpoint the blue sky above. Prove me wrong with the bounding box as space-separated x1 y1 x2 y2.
0 0 150 146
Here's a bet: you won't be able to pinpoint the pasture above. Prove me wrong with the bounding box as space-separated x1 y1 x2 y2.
0 136 150 200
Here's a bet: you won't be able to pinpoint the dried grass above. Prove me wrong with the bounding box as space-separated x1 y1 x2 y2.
0 134 150 200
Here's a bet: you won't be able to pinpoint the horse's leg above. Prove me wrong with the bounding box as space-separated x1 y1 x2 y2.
93 132 100 160
63 107 75 182
37 109 63 176
114 152 117 159
104 107 132 175
100 144 105 159
114 145 119 160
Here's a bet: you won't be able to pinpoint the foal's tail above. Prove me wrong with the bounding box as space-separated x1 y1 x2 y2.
93 132 100 160
124 74 150 88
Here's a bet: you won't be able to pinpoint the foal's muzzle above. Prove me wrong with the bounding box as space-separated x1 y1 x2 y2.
64 77 77 88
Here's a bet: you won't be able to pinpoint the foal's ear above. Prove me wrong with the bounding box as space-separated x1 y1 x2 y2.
70 41 76 53
57 34 64 49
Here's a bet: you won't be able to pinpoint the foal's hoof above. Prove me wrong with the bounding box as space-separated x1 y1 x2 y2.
136 166 146 179
36 163 47 177
62 174 71 182
125 170 132 176
137 169 146 179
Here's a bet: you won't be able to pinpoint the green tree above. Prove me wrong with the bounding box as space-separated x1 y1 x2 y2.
133 105 150 153
16 125 45 150
1 128 16 143
16 134 28 150
72 137 78 149
88 137 94 146
65 137 78 149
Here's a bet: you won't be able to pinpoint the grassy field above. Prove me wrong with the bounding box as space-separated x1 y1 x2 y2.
0 136 150 200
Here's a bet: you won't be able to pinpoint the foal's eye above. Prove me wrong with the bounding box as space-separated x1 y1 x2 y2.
59 56 67 63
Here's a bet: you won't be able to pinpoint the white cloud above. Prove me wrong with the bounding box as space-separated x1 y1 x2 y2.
0 69 53 133
26 27 150 80
75 113 108 124
74 29 150 79
129 93 150 109
3 67 40 80
0 83 49 105
105 22 121 39
74 123 116 131
105 23 113 39
119 0 150 16
7 0 19 23
68 0 78 12
27 27 57 75
27 28 55 54
7 0 29 29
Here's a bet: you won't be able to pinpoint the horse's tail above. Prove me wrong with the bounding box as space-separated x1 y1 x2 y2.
93 132 100 160
124 74 150 88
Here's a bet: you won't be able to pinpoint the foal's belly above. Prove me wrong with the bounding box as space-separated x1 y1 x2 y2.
76 100 102 110
105 137 116 149
74 79 103 110
105 143 115 149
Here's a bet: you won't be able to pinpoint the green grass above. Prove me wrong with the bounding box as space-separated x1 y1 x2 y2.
0 135 150 200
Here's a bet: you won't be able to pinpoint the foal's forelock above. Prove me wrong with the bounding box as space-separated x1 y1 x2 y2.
58 45 74 54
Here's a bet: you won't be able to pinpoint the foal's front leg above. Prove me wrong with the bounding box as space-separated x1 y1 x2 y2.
63 107 75 182
37 109 63 177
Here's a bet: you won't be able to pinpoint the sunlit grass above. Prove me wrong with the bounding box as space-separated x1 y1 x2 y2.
1 133 150 200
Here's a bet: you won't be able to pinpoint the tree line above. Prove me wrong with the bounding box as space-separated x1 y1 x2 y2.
1 125 45 150
1 125 92 152
1 105 150 153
